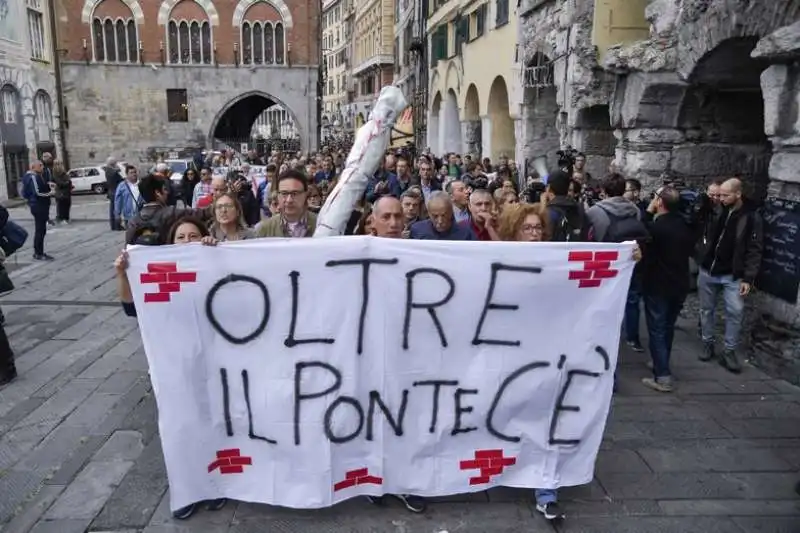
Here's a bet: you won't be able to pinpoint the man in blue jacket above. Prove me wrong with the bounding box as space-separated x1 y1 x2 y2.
20 160 54 260
409 191 476 241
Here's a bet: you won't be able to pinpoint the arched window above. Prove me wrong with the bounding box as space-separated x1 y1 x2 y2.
242 18 286 66
92 19 104 61
201 23 211 64
168 21 179 63
275 23 284 64
253 22 263 64
34 91 53 142
0 85 20 124
115 20 127 62
168 19 211 64
103 19 116 61
190 21 201 63
178 21 190 62
242 22 252 64
91 17 139 63
264 23 274 64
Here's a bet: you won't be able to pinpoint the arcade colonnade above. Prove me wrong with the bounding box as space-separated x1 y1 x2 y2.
426 67 517 163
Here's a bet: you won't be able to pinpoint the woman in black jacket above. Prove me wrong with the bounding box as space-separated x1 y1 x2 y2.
180 168 200 207
53 160 72 223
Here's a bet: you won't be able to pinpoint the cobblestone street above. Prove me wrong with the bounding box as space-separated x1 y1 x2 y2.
0 197 798 533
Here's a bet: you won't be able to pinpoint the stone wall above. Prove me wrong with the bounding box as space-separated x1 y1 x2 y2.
60 62 318 166
516 0 617 177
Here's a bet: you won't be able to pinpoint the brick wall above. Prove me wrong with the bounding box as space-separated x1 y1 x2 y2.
57 0 319 66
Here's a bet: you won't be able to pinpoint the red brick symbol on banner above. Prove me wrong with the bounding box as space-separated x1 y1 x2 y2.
140 262 197 303
333 468 383 492
459 449 517 485
208 448 252 475
568 250 620 288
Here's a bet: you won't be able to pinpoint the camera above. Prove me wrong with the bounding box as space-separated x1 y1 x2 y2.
556 146 579 171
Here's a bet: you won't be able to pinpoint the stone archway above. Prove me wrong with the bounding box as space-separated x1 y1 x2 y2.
428 92 442 154
674 36 772 199
573 104 615 179
487 76 514 162
442 89 462 154
463 84 481 156
209 90 302 151
520 53 559 174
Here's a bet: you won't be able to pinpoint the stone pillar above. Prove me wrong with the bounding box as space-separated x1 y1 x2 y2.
480 115 492 162
438 105 447 156
461 120 481 158
0 143 7 201
609 72 688 188
744 24 800 382
23 107 37 162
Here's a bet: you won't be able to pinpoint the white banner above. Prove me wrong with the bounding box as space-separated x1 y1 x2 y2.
127 237 634 511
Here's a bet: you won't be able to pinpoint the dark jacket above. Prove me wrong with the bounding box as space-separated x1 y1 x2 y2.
21 171 51 209
52 170 72 200
366 170 396 203
181 172 199 206
641 211 696 299
409 217 476 241
104 166 122 200
547 196 587 242
125 204 212 245
698 202 763 284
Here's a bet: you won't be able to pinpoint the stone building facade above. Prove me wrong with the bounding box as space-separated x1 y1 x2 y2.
54 0 320 166
517 0 800 372
350 0 395 127
0 0 63 201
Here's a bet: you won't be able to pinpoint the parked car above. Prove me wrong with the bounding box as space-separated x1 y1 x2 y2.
67 163 127 194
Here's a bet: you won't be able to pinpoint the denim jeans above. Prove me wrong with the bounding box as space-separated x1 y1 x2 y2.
534 488 557 505
623 273 642 344
697 269 744 351
644 292 685 379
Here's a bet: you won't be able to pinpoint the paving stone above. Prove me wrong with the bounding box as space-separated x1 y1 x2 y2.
594 449 652 474
0 470 47 523
639 447 793 473
92 378 152 438
91 430 145 463
484 487 529 502
659 499 800 516
563 499 662 517
0 485 64 533
11 424 87 474
429 490 489 503
716 418 800 438
8 339 73 376
27 518 92 533
731 517 800 533
33 338 119 399
598 472 799 500
60 391 125 430
46 435 109 486
609 403 710 422
551 516 743 533
53 307 121 341
78 333 142 381
0 396 47 433
94 370 146 395
604 419 732 442
0 423 58 472
116 392 159 445
18 378 101 429
90 437 167 530
44 459 134 520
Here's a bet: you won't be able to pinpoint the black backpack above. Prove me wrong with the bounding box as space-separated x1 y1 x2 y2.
550 204 586 242
602 209 650 243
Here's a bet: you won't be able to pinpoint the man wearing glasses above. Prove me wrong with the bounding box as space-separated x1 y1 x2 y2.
255 170 316 238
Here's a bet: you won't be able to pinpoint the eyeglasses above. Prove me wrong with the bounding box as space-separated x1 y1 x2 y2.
279 191 305 199
521 224 544 234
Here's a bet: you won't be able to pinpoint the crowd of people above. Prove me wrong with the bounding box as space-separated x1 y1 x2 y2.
1 141 768 522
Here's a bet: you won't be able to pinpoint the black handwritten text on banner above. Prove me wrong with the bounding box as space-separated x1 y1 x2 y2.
128 237 634 511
